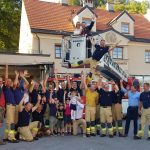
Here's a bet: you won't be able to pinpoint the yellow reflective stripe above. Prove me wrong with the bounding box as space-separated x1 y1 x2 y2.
118 127 123 130
32 128 39 132
102 128 106 131
109 128 113 132
8 130 15 134
148 131 150 136
45 125 49 128
5 129 9 133
86 128 90 131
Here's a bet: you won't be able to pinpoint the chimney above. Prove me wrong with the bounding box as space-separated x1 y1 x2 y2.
81 0 93 7
106 2 114 12
144 9 150 22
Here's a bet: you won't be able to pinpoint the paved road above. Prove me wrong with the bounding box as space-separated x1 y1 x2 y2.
0 122 150 150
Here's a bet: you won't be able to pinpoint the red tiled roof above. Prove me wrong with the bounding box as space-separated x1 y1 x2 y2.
24 0 150 40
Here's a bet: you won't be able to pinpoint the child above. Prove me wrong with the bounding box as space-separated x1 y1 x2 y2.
57 103 65 136
64 98 72 135
49 98 58 135
69 90 81 120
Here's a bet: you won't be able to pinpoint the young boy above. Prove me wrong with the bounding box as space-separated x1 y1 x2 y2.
57 103 65 136
49 99 58 135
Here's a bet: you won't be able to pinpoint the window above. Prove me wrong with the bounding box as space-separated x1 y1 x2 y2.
145 50 150 63
121 22 129 33
113 47 123 59
55 44 61 59
82 17 92 26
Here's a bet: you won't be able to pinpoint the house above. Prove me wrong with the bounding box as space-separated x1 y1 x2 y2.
19 0 150 83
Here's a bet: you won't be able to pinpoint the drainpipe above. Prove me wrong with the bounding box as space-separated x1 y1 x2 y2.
35 33 41 54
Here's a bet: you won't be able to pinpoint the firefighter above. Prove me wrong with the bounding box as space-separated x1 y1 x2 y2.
69 38 121 81
18 94 41 142
112 82 125 137
134 83 150 140
81 73 99 137
3 65 19 143
97 78 114 138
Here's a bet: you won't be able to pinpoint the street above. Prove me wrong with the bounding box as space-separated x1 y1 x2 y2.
0 121 150 150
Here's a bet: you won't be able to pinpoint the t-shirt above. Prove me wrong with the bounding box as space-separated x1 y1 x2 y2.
13 87 24 105
57 109 65 120
18 109 32 127
30 89 38 105
86 88 99 107
65 104 71 116
98 89 114 106
3 86 16 105
128 91 140 107
49 103 57 117
112 90 124 104
140 91 150 109
92 45 109 61
57 88 69 103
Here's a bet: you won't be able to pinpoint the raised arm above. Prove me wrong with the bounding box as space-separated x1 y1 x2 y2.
18 93 28 112
97 76 103 90
14 70 19 88
81 71 87 90
20 70 29 86
43 74 49 93
67 74 71 90
108 40 122 52
5 64 8 85
29 80 35 93
32 94 41 112
54 69 59 91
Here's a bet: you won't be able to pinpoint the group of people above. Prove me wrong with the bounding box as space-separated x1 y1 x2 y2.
1 66 150 146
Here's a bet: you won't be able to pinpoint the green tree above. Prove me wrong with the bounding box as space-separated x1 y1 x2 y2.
68 0 80 6
114 0 149 14
0 0 21 52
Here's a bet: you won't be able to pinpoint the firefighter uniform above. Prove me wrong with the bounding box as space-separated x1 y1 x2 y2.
95 104 101 135
112 90 124 136
135 91 150 140
85 88 99 136
18 108 39 141
3 86 18 142
98 88 114 137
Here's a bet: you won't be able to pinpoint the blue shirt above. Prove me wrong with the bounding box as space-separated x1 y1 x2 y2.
128 91 140 107
140 91 150 109
3 86 16 105
14 88 24 105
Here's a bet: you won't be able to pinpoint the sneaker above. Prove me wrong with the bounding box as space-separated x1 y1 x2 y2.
83 134 86 138
134 136 141 140
100 134 106 137
109 135 114 138
9 139 19 143
147 137 150 140
113 132 117 136
0 141 6 145
33 137 39 141
119 133 124 137
86 134 91 137
122 134 128 137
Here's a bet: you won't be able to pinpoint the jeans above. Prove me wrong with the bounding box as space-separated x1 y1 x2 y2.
125 106 138 136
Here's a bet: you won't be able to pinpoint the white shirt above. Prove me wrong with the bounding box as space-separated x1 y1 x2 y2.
75 101 84 119
73 28 82 35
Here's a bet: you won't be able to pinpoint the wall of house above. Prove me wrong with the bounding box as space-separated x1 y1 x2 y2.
19 1 33 53
32 33 90 74
112 13 134 36
127 42 150 76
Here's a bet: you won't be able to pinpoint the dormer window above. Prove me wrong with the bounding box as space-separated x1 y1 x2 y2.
121 22 129 34
82 17 92 26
